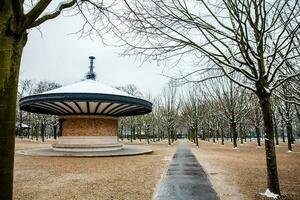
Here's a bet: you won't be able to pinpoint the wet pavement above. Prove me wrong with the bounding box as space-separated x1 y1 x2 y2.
154 140 219 200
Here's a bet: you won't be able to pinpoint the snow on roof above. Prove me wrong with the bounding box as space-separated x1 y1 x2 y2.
42 80 134 98
16 122 30 128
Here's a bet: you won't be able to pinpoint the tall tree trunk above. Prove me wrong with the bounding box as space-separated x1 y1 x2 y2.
240 126 244 144
281 121 285 142
0 8 27 197
53 125 57 140
146 128 150 144
139 126 142 142
195 128 199 147
35 125 39 141
244 129 247 142
171 129 175 143
255 126 261 147
221 128 224 145
41 123 45 142
286 122 293 151
130 125 133 143
167 127 171 145
231 122 237 148
274 123 279 146
259 93 281 195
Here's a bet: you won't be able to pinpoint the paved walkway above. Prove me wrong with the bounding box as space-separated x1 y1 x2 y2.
154 140 219 200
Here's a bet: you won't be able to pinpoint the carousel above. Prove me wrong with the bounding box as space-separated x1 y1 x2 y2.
18 56 152 156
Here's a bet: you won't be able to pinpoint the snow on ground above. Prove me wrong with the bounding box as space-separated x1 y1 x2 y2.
260 189 279 199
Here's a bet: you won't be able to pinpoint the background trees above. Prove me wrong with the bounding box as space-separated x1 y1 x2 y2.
15 80 61 140
114 0 300 195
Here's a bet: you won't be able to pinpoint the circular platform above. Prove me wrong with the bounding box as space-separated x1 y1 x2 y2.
17 146 152 157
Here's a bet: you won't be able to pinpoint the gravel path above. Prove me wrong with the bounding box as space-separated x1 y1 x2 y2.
154 140 219 200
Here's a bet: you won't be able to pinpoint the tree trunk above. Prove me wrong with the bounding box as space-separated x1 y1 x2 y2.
255 126 261 147
258 93 281 195
195 128 199 147
0 12 27 198
240 127 244 144
286 122 293 151
167 127 171 145
221 129 224 145
53 125 57 140
274 123 279 146
41 123 45 142
231 122 237 148
146 128 150 144
281 121 285 142
35 125 39 141
139 126 142 141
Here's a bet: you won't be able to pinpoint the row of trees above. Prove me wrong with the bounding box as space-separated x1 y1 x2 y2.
118 80 299 151
16 80 61 141
18 78 299 152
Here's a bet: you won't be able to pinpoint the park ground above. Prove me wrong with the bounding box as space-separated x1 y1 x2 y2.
14 139 300 200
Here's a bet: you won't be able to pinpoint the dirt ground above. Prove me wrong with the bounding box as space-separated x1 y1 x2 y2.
13 139 177 200
14 138 300 200
191 139 300 200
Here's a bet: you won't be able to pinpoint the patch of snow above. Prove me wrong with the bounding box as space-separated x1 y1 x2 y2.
16 122 30 128
260 189 279 199
264 87 270 94
163 156 172 161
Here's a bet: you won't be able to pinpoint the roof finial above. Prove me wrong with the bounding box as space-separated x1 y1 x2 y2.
86 56 96 80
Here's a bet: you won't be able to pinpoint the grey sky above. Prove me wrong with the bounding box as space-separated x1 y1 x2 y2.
20 12 169 96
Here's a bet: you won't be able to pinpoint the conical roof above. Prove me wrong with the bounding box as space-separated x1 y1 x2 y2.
20 57 152 116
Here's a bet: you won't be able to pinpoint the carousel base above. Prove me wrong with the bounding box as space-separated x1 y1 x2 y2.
52 136 123 152
17 146 153 157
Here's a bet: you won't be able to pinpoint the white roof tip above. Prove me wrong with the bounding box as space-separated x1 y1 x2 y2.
42 80 134 98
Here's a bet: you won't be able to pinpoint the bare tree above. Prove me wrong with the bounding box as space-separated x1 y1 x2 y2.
181 84 203 147
247 93 263 147
0 0 118 197
201 76 249 148
277 84 295 151
16 79 33 137
161 80 179 145
115 0 300 194
117 84 143 142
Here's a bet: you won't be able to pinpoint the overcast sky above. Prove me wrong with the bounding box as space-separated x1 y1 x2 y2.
20 11 170 96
